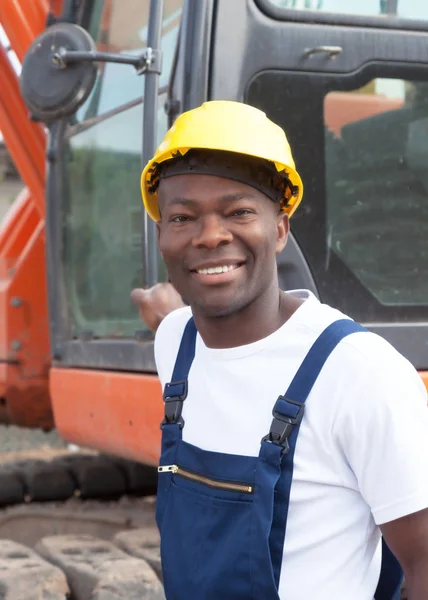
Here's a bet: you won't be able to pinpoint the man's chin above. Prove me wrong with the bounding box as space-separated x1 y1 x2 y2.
200 305 239 319
189 294 249 319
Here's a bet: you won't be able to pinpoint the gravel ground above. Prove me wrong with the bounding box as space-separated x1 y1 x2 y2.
0 425 69 453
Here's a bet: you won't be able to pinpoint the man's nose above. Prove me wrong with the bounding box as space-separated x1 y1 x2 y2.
192 216 233 249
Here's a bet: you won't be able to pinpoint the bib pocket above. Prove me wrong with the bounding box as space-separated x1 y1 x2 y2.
160 477 254 600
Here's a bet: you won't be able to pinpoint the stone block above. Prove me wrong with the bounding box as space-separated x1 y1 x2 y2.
36 534 165 600
114 527 161 580
0 539 69 599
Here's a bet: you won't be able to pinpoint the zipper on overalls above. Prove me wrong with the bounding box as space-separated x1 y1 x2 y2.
158 465 254 494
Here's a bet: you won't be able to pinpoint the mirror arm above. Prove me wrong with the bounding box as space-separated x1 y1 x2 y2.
52 47 162 75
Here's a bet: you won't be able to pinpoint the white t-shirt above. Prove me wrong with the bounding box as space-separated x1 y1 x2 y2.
154 290 428 600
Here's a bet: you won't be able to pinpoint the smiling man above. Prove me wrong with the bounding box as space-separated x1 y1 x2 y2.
132 101 428 600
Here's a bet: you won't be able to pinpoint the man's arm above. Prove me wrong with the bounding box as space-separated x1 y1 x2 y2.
380 508 428 599
332 339 428 599
131 282 185 333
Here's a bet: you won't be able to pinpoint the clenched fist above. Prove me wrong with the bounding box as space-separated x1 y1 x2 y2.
131 283 185 333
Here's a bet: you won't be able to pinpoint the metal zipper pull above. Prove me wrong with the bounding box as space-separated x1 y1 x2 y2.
158 464 178 473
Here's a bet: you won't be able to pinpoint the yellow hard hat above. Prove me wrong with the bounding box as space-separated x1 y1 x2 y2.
141 100 303 221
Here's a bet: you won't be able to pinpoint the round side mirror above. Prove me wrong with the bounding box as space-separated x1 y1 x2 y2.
20 23 98 123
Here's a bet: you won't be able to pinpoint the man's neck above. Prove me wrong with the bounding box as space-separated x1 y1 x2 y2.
192 288 304 349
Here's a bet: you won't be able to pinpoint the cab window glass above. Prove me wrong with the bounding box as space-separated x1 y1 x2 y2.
325 78 428 306
267 0 428 21
75 0 181 123
247 70 428 322
63 0 182 338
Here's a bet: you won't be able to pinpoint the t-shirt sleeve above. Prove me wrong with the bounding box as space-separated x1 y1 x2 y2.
334 343 428 525
154 306 192 387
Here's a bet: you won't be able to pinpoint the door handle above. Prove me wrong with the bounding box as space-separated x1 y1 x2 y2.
303 46 343 59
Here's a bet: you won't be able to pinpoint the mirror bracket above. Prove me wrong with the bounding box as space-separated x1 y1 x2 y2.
52 47 163 76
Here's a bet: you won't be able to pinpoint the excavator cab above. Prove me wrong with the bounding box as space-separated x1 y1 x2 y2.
11 0 428 463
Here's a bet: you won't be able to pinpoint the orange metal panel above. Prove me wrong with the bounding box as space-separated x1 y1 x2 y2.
0 189 51 426
51 368 163 466
0 0 59 426
0 0 54 62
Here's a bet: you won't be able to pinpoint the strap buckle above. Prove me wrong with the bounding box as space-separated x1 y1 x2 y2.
161 380 188 428
262 396 305 454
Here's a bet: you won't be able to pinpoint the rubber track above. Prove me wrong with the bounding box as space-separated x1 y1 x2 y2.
0 453 158 506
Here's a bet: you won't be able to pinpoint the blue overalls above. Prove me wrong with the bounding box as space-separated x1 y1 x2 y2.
156 317 403 599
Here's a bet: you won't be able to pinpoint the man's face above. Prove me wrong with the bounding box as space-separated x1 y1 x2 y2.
156 174 289 318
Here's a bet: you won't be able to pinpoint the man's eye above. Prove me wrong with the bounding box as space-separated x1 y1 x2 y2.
170 215 191 223
230 209 253 217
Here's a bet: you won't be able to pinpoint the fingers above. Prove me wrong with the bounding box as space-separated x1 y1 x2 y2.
130 287 150 307
130 283 185 333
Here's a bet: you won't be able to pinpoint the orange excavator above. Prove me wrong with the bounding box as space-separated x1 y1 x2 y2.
1 0 428 501
0 0 168 466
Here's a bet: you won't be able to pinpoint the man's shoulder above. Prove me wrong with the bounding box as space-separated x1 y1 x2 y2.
299 295 421 386
335 316 414 376
155 306 193 352
157 305 192 335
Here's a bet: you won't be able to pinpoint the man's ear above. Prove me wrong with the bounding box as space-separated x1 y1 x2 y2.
276 212 289 255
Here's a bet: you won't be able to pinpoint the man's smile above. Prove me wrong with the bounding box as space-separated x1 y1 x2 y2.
195 264 240 275
189 261 246 285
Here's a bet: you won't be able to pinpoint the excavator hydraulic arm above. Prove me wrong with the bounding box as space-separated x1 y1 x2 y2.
0 0 61 427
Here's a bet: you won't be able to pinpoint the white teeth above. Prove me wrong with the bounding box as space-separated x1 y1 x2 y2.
197 264 239 275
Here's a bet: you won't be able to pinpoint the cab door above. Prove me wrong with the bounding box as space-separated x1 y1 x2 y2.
209 0 428 368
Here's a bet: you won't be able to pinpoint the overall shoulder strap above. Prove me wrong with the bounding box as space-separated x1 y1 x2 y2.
265 318 402 599
170 317 197 383
162 317 197 427
265 318 367 588
264 318 366 454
